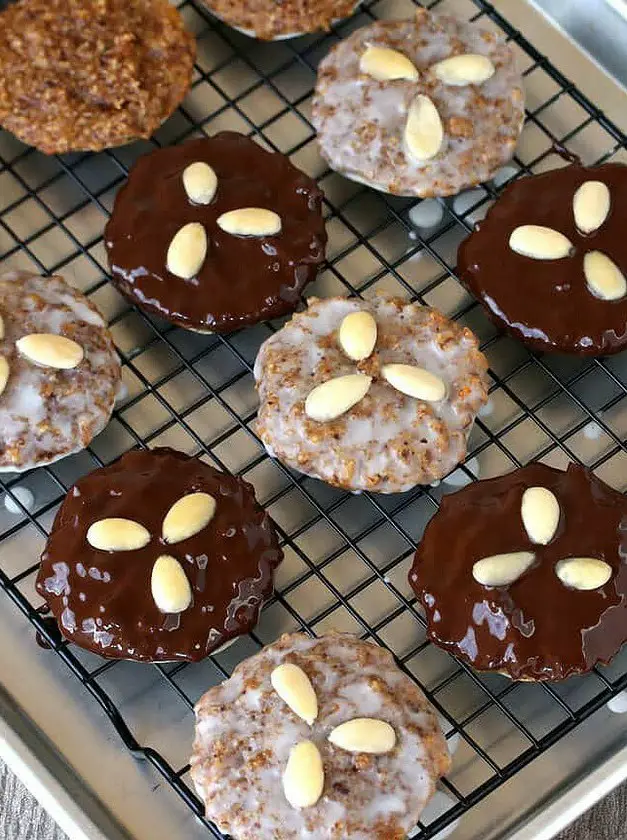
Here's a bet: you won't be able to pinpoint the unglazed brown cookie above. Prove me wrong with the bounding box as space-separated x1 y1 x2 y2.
191 633 450 839
312 9 524 197
458 163 627 355
254 296 488 493
0 0 195 154
198 0 359 40
0 271 120 472
410 463 627 681
105 133 327 333
36 448 283 662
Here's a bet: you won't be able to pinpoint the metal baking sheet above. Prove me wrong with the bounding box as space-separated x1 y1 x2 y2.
0 1 626 839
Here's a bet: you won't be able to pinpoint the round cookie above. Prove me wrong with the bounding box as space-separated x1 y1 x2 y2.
104 133 327 333
200 0 360 40
0 270 120 472
312 9 525 197
410 462 627 681
458 163 627 355
35 448 283 662
0 0 195 155
190 632 451 839
254 296 489 493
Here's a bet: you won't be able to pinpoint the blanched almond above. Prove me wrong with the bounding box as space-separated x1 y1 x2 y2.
86 518 151 552
217 208 282 237
305 374 372 422
509 225 573 260
338 311 377 361
162 492 216 544
328 718 396 754
182 161 218 205
0 356 9 397
404 94 443 163
584 251 626 301
573 180 610 234
283 741 324 809
555 557 612 591
433 53 495 86
271 663 318 725
359 45 419 81
521 486 560 545
381 364 446 401
151 554 192 613
17 333 84 370
472 551 535 587
167 223 207 279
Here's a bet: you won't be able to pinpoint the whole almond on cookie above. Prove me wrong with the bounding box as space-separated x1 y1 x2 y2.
360 45 419 81
167 223 208 279
162 492 217 544
472 551 535 587
404 94 444 163
151 554 193 613
573 180 610 234
521 487 560 545
338 311 377 361
271 663 318 725
17 333 84 369
433 53 495 86
86 518 151 552
508 225 573 260
282 741 324 809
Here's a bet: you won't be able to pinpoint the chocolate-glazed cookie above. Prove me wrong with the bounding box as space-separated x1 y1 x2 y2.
104 133 327 333
36 448 283 662
410 463 627 681
458 163 627 355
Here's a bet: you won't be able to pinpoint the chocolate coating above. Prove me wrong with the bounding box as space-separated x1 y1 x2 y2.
410 463 627 680
458 163 627 355
36 448 283 662
104 132 327 333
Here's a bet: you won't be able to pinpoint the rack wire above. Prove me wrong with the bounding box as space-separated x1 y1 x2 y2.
0 0 626 837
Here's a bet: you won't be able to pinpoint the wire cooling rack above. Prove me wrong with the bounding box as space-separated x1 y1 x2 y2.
0 0 626 837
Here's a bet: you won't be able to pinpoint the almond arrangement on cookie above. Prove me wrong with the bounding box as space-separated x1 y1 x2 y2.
191 633 450 839
458 162 627 355
254 296 488 493
36 448 283 662
105 133 327 333
410 463 627 681
313 8 525 196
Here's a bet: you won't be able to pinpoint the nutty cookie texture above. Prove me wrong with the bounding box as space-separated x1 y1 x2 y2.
0 271 120 472
254 296 488 493
36 448 283 662
191 633 450 839
410 463 627 681
198 0 358 40
0 0 195 154
312 9 525 197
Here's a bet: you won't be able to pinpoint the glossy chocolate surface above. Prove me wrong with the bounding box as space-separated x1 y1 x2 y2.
410 463 627 680
104 132 327 333
36 448 283 662
458 163 627 355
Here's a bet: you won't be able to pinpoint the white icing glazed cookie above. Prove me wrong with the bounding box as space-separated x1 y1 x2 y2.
312 9 525 197
191 633 450 839
254 296 488 493
0 271 120 472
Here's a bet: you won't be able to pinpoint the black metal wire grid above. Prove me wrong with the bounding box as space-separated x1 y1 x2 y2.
0 0 626 837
